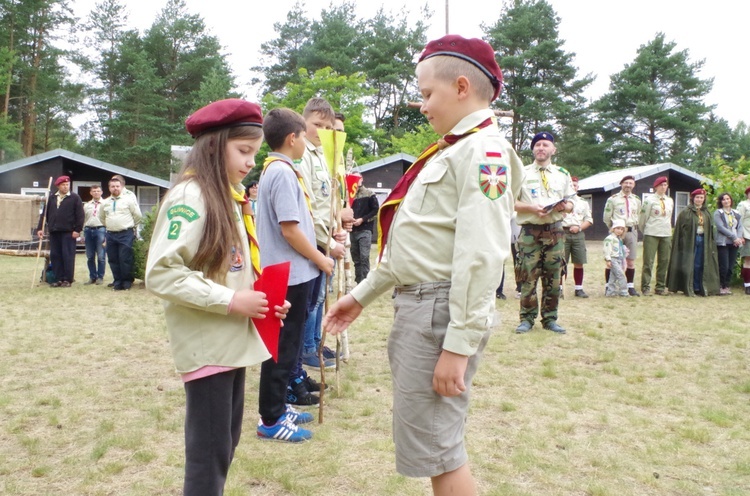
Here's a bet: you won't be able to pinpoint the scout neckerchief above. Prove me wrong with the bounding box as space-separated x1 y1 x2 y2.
539 167 550 193
659 196 665 216
723 208 735 228
230 186 262 278
377 117 493 261
262 156 313 215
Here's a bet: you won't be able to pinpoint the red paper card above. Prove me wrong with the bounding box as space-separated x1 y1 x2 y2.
252 261 290 362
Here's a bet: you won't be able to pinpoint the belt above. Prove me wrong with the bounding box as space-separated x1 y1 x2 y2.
521 222 563 232
107 228 132 233
85 226 105 229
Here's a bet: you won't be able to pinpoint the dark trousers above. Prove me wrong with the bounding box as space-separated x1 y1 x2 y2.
106 229 135 289
259 279 314 425
717 243 739 288
350 228 372 283
693 234 705 292
49 231 76 283
183 368 246 496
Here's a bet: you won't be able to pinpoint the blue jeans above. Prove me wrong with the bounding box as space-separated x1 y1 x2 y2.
84 226 107 280
303 270 326 352
693 234 704 292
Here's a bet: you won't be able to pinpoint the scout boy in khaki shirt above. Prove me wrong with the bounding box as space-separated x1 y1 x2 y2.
323 35 522 495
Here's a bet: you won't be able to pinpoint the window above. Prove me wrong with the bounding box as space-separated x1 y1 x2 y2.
675 191 690 221
137 186 159 214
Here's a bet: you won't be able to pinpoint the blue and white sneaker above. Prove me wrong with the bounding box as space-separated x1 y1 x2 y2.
284 404 313 425
257 415 312 442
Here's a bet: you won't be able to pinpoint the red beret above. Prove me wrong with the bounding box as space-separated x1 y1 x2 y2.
653 176 668 188
419 35 503 101
185 99 263 138
620 175 635 184
745 186 750 196
691 188 706 197
55 175 70 186
571 176 579 182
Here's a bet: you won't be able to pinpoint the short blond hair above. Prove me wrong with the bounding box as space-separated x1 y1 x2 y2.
422 56 495 103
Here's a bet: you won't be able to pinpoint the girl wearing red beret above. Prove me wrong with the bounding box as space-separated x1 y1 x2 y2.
146 99 291 495
666 189 720 296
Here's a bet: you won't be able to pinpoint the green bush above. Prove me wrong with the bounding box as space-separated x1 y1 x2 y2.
133 209 156 281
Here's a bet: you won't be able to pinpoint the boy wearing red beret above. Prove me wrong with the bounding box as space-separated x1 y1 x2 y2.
324 35 523 494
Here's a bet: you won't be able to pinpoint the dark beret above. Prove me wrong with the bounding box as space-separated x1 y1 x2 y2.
745 186 750 196
653 176 668 188
691 188 706 197
530 132 554 149
55 175 70 186
185 99 263 138
620 175 635 184
419 35 503 101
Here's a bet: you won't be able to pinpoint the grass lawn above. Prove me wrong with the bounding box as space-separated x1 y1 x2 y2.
1 243 749 495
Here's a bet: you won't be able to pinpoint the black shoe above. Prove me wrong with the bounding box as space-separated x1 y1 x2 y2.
515 321 533 334
84 279 97 285
286 379 320 406
303 375 328 392
496 292 507 300
628 288 640 297
543 322 566 334
574 289 589 298
107 282 114 288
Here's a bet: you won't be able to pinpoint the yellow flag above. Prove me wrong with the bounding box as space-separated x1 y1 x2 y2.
318 129 347 178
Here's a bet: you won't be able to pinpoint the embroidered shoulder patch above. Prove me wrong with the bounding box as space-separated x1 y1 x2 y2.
558 166 570 176
167 204 200 222
168 220 181 240
486 151 503 158
479 164 507 200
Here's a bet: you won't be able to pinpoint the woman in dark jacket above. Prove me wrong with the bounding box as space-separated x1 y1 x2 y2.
667 189 720 296
714 193 744 295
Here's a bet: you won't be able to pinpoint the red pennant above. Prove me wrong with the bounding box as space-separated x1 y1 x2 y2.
251 261 290 362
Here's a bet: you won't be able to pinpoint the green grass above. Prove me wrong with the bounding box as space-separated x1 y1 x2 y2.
1 245 750 495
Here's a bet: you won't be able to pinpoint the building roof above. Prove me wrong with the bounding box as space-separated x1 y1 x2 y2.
355 152 417 174
577 163 710 193
0 148 171 188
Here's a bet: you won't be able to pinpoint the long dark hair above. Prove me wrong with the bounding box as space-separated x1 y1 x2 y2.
169 125 263 283
716 192 733 209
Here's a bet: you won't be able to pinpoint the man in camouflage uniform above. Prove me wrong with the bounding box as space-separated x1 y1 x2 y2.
514 132 575 334
603 175 642 296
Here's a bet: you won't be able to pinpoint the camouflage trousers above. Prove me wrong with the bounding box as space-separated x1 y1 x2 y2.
516 223 565 325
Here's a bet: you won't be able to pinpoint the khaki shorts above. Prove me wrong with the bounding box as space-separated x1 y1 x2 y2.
623 230 638 260
387 281 490 478
564 230 587 264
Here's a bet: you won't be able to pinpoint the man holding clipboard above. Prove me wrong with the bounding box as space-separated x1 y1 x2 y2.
513 132 575 334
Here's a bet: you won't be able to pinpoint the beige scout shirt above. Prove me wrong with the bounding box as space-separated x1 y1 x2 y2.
350 109 523 356
603 191 641 228
737 200 750 239
297 141 336 250
83 198 104 228
98 192 143 231
145 180 270 373
561 194 593 228
515 163 575 225
638 194 673 237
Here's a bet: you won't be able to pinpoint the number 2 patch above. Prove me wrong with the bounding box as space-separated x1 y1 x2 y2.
168 220 182 240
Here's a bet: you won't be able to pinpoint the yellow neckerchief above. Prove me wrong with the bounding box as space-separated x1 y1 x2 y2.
723 208 735 228
229 185 262 278
262 156 313 215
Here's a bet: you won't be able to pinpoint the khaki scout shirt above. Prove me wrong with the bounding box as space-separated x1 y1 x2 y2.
561 194 593 228
145 180 271 373
297 141 336 250
603 191 641 228
638 194 673 237
737 200 750 239
83 199 104 228
515 163 575 225
350 109 523 356
98 192 143 231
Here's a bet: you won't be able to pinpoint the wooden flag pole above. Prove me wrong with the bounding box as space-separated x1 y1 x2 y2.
407 101 514 118
31 177 54 288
